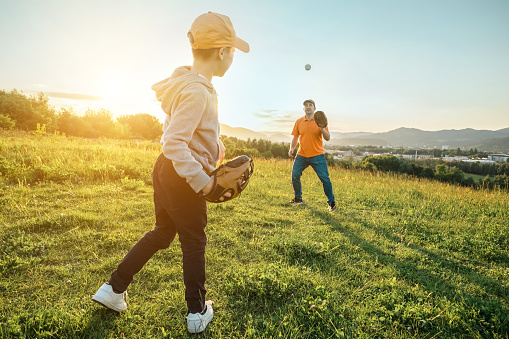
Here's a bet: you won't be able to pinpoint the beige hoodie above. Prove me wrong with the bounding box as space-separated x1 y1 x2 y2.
152 66 219 193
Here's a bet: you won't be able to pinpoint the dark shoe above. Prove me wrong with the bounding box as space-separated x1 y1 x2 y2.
290 197 304 205
328 201 337 212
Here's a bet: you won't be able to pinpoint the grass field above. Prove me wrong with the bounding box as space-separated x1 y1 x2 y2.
1 131 508 338
464 173 491 182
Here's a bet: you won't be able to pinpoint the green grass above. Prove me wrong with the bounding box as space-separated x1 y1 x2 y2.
1 131 508 338
464 173 491 182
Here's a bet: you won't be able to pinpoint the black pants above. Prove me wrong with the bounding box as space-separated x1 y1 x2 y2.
109 153 208 313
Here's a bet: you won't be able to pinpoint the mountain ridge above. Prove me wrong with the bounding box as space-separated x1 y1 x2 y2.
219 124 509 152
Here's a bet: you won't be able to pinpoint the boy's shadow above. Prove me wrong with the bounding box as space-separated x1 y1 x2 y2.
77 308 120 338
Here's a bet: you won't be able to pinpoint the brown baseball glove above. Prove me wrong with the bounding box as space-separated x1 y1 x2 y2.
202 155 254 203
314 111 328 128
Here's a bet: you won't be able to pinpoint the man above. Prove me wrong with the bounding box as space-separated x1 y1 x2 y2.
92 12 249 334
288 99 336 212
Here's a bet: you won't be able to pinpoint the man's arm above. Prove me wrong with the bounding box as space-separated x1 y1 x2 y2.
321 127 330 141
288 135 299 158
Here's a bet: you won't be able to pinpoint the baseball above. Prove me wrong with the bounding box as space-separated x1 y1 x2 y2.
305 64 311 71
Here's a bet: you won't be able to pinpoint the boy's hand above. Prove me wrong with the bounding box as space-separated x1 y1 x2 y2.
218 139 225 165
202 177 231 202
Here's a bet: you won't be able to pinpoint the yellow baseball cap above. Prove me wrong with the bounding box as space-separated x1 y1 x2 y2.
188 12 250 53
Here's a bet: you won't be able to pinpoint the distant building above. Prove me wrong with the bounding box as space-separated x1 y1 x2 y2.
443 156 469 162
487 154 509 163
399 154 432 160
330 150 354 159
464 159 496 164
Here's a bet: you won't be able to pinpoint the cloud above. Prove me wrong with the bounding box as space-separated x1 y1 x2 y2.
32 83 49 89
253 109 300 121
251 109 302 131
44 92 104 101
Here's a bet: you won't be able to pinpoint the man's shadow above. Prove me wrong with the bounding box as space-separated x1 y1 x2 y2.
306 204 508 333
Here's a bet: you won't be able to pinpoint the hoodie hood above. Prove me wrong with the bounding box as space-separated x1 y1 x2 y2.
152 66 215 115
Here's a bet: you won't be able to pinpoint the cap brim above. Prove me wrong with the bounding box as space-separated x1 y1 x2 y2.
234 37 250 53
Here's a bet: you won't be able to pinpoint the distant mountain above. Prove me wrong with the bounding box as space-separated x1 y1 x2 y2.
471 136 509 153
361 128 509 146
330 138 388 147
219 124 509 152
261 132 292 143
220 124 267 141
330 127 509 151
220 124 291 143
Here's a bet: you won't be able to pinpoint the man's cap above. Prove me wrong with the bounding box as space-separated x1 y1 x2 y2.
188 12 250 53
303 99 315 106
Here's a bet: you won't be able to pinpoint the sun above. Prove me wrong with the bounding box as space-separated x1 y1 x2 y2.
101 79 123 99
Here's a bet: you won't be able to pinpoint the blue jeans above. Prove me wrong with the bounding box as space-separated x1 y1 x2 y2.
292 154 335 204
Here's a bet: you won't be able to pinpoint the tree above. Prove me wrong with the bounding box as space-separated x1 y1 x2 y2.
420 167 435 179
56 107 79 136
0 90 55 131
116 113 162 140
363 155 401 172
0 114 15 129
83 108 116 138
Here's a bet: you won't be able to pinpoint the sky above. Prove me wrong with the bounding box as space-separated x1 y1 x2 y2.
1 0 508 133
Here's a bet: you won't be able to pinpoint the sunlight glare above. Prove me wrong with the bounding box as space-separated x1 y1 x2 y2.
101 79 123 99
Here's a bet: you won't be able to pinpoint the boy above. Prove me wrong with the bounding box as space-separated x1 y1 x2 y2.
288 99 336 212
92 12 249 334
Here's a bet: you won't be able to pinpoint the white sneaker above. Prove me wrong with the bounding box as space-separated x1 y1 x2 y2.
187 300 214 334
92 283 127 312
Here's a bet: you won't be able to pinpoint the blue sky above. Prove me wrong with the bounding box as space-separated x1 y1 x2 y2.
1 0 508 133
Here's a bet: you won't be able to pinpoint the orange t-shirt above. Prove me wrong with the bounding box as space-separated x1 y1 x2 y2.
291 116 329 158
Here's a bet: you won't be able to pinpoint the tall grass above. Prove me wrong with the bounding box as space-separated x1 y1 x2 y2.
0 130 159 185
1 130 508 338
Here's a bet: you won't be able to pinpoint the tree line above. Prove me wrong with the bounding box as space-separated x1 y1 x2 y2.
0 89 162 140
352 155 509 191
221 136 290 159
2 89 507 191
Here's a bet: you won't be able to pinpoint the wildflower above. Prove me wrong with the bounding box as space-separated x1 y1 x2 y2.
310 305 316 309
322 302 326 306
67 280 71 283
291 293 294 297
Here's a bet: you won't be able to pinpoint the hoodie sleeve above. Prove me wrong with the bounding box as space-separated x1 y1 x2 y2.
161 85 212 193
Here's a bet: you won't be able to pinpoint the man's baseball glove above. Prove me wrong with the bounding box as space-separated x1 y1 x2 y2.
314 111 328 128
202 155 254 203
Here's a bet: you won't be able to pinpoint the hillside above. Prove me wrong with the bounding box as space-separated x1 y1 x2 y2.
472 136 509 153
0 131 508 338
331 127 509 150
220 124 292 143
220 123 268 141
